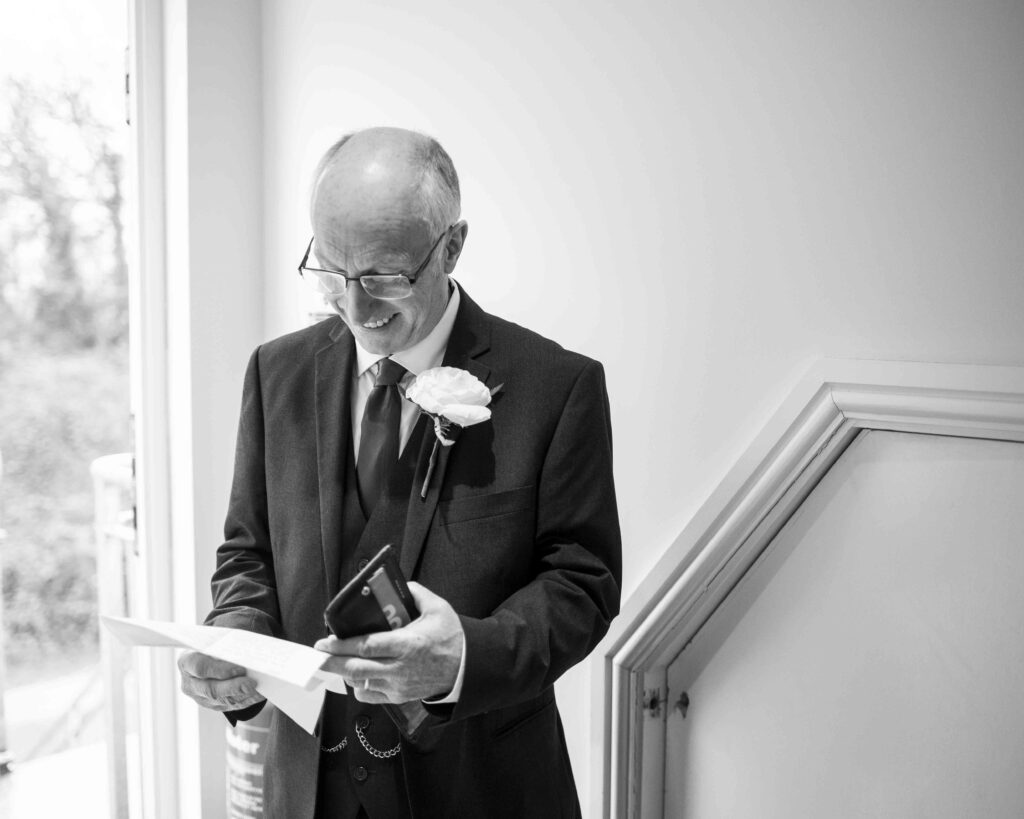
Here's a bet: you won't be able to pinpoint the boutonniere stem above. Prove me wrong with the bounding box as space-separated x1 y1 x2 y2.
402 367 503 498
423 440 441 500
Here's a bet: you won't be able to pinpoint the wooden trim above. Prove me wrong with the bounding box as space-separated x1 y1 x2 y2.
598 359 1024 819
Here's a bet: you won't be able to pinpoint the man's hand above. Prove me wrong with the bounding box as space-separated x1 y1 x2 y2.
177 651 265 712
314 582 463 705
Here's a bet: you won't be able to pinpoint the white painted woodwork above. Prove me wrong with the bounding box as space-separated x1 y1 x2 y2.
130 2 264 817
665 430 1024 817
127 2 178 816
598 360 1024 819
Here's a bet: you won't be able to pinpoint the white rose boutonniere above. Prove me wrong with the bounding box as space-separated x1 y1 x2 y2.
403 366 502 498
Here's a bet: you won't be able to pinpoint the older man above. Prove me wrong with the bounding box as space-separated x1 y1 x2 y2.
178 127 620 818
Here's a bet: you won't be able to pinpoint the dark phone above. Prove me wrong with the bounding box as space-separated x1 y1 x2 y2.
323 544 419 638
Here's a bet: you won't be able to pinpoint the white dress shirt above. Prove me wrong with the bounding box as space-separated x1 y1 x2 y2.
350 281 466 704
351 283 461 458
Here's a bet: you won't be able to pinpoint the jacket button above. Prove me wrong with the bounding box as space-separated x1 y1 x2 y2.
352 765 368 782
356 715 370 730
357 558 369 571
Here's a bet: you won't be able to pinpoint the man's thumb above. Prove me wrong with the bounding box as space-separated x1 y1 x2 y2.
407 580 439 611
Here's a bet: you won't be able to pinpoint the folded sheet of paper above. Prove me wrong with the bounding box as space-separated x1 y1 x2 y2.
101 615 347 734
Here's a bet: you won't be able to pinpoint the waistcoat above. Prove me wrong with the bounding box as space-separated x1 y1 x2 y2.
315 413 429 819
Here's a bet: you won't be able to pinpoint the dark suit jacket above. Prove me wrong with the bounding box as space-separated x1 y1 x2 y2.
206 286 621 818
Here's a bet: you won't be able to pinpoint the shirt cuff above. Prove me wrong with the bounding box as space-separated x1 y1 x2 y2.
422 632 466 705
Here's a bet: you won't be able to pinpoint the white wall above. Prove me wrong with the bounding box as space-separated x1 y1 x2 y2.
257 1 1024 813
261 0 1024 595
666 431 1024 817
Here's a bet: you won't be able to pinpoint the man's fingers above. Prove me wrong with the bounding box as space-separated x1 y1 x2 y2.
319 655 348 676
179 650 247 680
351 677 405 705
314 635 342 653
200 695 266 713
200 692 265 712
192 687 264 712
187 675 257 700
180 667 263 711
320 655 393 680
351 685 392 705
316 632 403 658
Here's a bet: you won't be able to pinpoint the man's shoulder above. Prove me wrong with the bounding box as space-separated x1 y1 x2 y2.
476 303 602 383
254 317 345 364
489 313 593 364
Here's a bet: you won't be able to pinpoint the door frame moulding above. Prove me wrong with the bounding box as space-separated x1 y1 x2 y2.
126 1 179 818
596 358 1024 819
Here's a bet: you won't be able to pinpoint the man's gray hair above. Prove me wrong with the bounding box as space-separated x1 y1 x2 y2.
310 130 461 233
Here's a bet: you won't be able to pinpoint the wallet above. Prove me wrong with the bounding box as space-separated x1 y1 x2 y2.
323 544 438 742
324 544 419 638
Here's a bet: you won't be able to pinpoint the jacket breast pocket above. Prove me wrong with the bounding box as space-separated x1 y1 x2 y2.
437 484 535 526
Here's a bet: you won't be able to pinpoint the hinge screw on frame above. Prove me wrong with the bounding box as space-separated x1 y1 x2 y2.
643 688 663 718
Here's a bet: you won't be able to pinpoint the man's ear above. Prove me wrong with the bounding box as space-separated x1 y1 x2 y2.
442 221 469 274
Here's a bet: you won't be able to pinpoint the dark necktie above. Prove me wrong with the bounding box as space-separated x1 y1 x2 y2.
357 357 407 516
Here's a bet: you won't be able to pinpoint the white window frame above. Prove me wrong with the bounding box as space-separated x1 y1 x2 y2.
126 0 180 817
126 2 265 817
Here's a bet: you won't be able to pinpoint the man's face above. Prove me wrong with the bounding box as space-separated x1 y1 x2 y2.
313 217 452 356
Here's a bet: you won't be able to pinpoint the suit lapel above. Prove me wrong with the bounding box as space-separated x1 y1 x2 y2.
316 322 357 601
399 286 496 580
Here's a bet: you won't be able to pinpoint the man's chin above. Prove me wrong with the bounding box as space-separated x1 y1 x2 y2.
350 324 406 355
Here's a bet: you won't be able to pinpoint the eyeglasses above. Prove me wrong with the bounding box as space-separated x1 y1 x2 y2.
297 226 452 301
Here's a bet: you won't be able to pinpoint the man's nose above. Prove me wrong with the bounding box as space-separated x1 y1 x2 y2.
342 278 378 318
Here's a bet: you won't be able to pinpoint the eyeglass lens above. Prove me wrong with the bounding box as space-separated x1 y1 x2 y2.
301 225 449 301
300 268 413 300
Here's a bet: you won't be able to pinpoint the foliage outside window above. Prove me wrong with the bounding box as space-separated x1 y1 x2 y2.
0 74 128 683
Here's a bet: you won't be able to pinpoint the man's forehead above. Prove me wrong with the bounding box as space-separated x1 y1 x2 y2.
312 219 436 272
313 170 430 237
314 210 432 247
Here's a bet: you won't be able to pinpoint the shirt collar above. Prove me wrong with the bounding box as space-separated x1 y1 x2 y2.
353 281 461 378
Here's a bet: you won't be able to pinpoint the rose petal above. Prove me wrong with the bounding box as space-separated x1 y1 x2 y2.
441 404 492 427
406 367 492 414
405 382 445 414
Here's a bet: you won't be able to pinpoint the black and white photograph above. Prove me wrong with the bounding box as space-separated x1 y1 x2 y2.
1 1 1023 817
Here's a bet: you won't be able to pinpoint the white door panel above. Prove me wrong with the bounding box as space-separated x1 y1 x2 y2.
665 430 1024 818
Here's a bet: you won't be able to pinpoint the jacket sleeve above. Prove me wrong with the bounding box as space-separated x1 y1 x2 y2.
205 346 283 639
451 358 622 720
